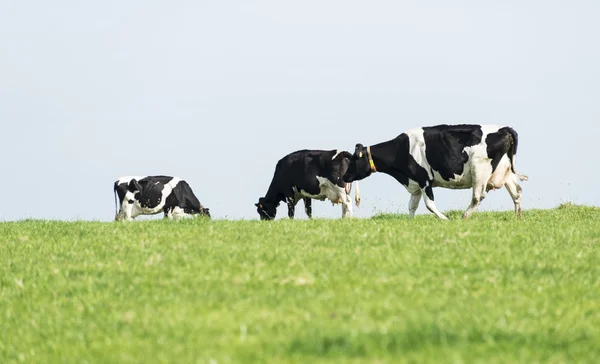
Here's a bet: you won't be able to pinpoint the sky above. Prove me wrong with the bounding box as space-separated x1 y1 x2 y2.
1 1 599 221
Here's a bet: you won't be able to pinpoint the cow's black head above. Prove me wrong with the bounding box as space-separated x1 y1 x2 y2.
343 143 373 182
255 198 277 220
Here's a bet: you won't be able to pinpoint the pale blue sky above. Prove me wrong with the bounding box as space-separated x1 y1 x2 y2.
1 1 598 221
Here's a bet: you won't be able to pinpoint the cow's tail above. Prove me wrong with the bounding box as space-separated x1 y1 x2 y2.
506 127 528 181
113 182 119 220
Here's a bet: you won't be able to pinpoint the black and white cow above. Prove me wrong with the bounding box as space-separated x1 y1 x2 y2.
343 124 528 219
256 149 361 220
114 175 210 221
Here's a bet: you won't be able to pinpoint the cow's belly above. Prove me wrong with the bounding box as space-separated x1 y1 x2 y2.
138 205 164 214
131 204 164 217
293 176 346 204
431 166 474 189
131 197 170 216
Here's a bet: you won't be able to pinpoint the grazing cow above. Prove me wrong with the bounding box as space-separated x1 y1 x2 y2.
114 175 210 221
343 124 528 219
255 149 361 220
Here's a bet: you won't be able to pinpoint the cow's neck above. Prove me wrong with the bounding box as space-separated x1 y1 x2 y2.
263 177 284 203
369 136 410 179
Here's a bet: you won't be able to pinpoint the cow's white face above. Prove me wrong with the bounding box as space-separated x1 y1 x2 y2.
116 191 139 221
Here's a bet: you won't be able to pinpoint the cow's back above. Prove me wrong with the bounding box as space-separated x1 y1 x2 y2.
277 150 341 190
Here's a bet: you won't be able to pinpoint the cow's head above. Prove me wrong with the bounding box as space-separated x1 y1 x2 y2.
200 207 211 218
115 179 143 221
255 198 277 220
343 143 373 182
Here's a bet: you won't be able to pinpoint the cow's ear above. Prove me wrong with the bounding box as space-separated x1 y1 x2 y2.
128 179 141 192
355 144 364 158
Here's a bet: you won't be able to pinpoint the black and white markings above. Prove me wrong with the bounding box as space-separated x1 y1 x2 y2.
343 124 528 219
114 176 210 221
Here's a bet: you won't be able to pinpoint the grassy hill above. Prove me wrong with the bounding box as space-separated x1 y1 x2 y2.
1 205 599 363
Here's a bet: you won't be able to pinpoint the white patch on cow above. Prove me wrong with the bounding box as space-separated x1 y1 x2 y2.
487 154 512 190
166 206 192 220
119 190 137 221
331 149 343 160
408 192 421 218
405 128 432 179
430 169 472 189
405 179 421 194
292 176 353 218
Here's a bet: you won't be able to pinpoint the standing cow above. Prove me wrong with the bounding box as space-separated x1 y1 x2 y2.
114 175 210 221
342 124 528 219
256 149 361 220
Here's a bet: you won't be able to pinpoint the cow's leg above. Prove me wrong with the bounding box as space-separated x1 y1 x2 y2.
341 196 352 218
169 206 187 220
504 176 523 217
463 163 492 219
164 207 177 220
421 186 448 220
463 186 485 219
303 198 312 218
119 205 133 221
286 197 297 219
408 192 421 218
337 188 353 218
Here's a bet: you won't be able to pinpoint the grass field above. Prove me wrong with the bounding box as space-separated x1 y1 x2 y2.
1 205 599 363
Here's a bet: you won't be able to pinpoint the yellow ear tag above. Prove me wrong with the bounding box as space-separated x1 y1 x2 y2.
358 152 363 158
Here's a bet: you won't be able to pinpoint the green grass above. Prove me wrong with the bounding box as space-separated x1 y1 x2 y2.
1 206 599 363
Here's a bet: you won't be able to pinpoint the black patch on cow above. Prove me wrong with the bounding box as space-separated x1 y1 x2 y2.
422 124 483 181
135 177 168 209
286 197 296 219
485 127 517 173
303 198 312 218
114 181 130 218
256 149 353 220
401 134 432 188
164 179 204 214
425 185 434 200
128 179 141 192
